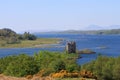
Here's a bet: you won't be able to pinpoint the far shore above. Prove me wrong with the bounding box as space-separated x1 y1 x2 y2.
0 38 62 48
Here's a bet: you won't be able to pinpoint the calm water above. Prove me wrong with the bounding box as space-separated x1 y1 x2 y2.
0 33 120 64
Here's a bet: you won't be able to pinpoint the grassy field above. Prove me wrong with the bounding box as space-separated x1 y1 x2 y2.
0 38 61 48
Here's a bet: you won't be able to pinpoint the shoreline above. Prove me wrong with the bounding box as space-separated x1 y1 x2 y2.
0 38 62 48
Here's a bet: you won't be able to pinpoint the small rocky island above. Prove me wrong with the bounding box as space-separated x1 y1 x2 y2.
77 49 96 54
65 41 96 54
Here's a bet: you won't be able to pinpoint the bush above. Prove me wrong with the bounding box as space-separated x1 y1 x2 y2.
6 37 20 44
66 64 80 72
0 51 79 77
34 51 80 76
0 56 17 73
23 32 37 40
4 54 39 77
53 60 66 72
82 56 120 80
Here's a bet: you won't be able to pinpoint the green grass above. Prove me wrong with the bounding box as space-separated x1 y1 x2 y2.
0 38 61 48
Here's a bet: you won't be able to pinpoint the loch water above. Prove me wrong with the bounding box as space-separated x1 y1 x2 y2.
0 33 120 64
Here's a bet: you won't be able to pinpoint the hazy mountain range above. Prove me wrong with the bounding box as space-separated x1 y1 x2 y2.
81 25 120 30
36 25 120 35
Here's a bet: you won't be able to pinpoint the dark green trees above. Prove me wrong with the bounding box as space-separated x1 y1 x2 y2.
0 28 16 37
23 32 37 40
0 28 37 44
0 28 20 44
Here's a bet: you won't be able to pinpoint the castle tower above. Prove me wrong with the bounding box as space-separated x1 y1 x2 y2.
66 41 76 53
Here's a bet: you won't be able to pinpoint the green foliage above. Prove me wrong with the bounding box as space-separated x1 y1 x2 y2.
0 51 80 77
82 56 120 80
23 32 37 40
66 63 80 72
1 51 120 79
17 34 24 40
53 60 66 72
3 54 38 77
0 28 37 44
6 37 20 44
0 55 17 73
0 28 20 44
0 28 16 37
113 64 120 80
34 51 80 76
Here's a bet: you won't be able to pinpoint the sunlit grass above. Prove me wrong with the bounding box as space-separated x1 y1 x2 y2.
0 38 61 48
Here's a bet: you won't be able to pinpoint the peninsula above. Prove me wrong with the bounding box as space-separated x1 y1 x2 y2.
0 28 60 48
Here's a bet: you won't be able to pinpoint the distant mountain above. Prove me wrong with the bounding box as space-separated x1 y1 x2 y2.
84 25 120 30
84 25 104 30
34 25 120 35
59 29 120 34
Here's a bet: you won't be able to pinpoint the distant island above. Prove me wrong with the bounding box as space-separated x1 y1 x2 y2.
55 29 120 35
35 29 120 35
33 24 120 35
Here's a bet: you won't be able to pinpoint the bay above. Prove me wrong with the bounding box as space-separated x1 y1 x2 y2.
0 33 120 64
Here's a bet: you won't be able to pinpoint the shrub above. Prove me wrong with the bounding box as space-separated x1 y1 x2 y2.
53 60 66 72
0 51 79 77
66 64 80 72
6 37 20 44
4 54 39 77
82 56 120 80
23 32 37 40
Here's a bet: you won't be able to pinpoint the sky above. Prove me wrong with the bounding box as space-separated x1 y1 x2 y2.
0 0 120 33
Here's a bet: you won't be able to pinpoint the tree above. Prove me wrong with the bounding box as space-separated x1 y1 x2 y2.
0 28 16 37
23 32 37 40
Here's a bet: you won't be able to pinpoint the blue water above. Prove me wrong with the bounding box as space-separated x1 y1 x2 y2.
0 33 120 64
